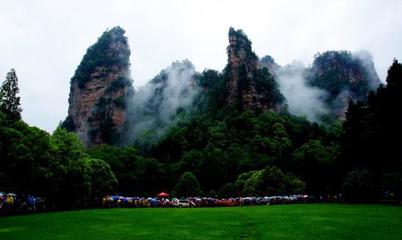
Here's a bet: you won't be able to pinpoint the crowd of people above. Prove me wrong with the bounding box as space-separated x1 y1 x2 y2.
0 192 46 215
1 191 315 216
101 194 311 208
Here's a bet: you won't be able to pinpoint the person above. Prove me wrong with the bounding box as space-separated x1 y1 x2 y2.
102 196 107 208
27 195 36 212
6 195 14 206
0 195 3 213
5 194 14 213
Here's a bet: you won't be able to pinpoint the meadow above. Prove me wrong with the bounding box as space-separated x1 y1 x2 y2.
0 204 401 240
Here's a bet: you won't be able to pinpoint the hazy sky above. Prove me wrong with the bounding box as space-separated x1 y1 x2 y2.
1 0 401 132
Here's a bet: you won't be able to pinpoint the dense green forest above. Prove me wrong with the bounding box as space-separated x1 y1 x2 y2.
0 59 401 209
0 27 401 209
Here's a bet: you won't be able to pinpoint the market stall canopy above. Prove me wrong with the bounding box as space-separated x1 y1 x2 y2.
157 192 169 197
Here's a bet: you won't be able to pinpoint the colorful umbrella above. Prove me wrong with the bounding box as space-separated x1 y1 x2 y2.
157 192 169 197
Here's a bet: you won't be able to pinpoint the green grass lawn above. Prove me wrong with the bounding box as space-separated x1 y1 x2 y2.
0 204 401 240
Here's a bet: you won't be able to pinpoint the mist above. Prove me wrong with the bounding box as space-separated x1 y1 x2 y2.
353 50 382 90
271 50 381 122
127 60 198 144
274 61 328 122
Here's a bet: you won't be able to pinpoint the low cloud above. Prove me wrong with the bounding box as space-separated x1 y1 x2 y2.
126 60 198 144
274 61 328 122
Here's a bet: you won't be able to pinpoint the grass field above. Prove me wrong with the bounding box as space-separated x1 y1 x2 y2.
0 204 401 240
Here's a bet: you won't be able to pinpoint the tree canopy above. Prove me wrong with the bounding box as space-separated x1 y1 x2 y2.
0 69 22 121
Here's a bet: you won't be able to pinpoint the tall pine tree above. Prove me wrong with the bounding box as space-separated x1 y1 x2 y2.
382 59 402 170
0 68 22 121
342 59 402 200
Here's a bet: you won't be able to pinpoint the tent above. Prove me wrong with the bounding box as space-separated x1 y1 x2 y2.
157 192 169 197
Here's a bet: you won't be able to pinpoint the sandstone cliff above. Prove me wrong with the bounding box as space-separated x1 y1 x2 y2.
224 28 284 111
62 26 134 146
306 50 381 117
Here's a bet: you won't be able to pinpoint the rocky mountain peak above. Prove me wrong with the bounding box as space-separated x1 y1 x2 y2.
306 50 381 117
62 26 134 146
225 27 284 111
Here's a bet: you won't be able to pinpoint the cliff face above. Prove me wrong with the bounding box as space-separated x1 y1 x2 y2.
224 28 284 111
62 26 134 146
306 50 381 116
260 55 281 76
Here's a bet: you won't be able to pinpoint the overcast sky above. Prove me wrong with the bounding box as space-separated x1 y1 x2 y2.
1 0 401 132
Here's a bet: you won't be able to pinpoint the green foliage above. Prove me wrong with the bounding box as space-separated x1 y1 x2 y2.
243 169 267 196
87 144 166 195
0 115 54 196
106 76 132 94
240 166 305 196
284 173 306 194
0 123 119 209
306 50 380 115
340 59 402 201
342 169 376 202
72 26 130 89
381 172 402 200
235 171 256 193
293 139 338 193
194 69 227 114
50 127 91 207
218 183 238 198
252 67 285 108
223 28 284 111
51 127 85 163
127 60 198 149
293 139 337 166
175 171 201 197
81 157 118 200
2 33 400 207
60 115 75 131
151 107 336 194
0 69 22 121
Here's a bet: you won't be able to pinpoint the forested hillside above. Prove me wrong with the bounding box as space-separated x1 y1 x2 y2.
0 27 401 209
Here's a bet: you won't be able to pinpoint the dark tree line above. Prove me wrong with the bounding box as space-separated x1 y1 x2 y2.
341 59 402 201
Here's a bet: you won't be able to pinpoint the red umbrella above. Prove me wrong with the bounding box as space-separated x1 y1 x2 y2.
157 192 169 197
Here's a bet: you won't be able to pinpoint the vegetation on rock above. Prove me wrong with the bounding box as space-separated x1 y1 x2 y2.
0 28 400 209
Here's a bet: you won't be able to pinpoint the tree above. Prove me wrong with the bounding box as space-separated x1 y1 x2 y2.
381 172 402 201
235 171 257 195
284 173 306 194
218 183 237 198
342 169 376 202
81 157 118 202
341 59 402 183
382 59 402 170
87 145 166 195
263 166 287 195
0 117 54 196
239 166 305 196
243 169 266 196
266 123 293 166
293 139 338 194
51 127 85 165
175 172 201 197
0 69 22 121
50 127 88 208
87 144 139 194
386 59 402 89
